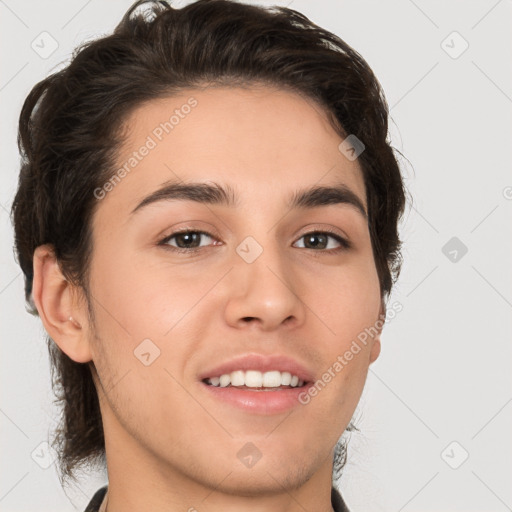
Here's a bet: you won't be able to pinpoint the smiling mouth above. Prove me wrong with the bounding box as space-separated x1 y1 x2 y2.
201 369 308 390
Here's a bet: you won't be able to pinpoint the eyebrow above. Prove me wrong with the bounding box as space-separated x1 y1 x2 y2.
130 180 367 219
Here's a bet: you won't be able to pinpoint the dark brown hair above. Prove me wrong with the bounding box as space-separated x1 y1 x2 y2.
11 0 406 486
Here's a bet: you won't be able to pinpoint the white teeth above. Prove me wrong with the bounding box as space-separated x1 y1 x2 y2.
245 370 262 387
219 374 230 387
281 372 292 385
205 370 305 388
263 371 282 387
230 370 245 386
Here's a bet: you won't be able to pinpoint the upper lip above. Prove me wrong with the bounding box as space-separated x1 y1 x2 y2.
198 353 315 383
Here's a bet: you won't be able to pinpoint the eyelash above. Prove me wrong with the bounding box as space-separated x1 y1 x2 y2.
158 228 351 254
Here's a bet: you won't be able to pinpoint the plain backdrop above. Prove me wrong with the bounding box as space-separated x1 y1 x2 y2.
1 1 511 511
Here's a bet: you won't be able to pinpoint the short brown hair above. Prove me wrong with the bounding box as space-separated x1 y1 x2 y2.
11 0 406 485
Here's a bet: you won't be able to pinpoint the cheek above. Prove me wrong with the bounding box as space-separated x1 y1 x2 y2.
304 256 380 412
313 256 381 339
89 244 221 340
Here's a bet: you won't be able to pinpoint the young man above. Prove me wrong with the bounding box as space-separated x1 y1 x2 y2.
11 1 406 510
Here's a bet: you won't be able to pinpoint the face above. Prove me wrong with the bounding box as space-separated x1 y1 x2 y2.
69 86 382 494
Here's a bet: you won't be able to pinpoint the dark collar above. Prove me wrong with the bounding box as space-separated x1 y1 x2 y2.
84 485 107 512
332 485 350 512
84 485 350 512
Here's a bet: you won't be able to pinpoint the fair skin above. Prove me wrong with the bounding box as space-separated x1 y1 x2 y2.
32 85 382 512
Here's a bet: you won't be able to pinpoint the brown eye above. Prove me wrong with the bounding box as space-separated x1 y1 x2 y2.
160 230 216 251
294 232 350 251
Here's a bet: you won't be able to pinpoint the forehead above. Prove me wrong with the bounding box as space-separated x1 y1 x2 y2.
96 85 366 221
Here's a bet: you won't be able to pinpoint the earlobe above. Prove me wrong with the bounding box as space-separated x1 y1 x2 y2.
369 337 381 364
32 244 92 363
369 300 385 364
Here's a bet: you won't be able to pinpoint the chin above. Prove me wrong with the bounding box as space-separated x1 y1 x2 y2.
206 463 314 498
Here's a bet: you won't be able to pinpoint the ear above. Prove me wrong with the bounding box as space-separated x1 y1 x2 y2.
369 299 385 364
32 244 93 363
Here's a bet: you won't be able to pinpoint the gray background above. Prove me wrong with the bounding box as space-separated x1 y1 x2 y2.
1 1 511 511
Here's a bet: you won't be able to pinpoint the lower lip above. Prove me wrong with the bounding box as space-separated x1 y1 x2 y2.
200 382 312 414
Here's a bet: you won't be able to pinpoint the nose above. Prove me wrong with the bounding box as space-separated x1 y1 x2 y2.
223 240 307 332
